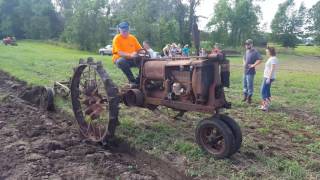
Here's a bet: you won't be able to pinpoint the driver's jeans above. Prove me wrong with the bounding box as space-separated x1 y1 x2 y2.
115 57 140 83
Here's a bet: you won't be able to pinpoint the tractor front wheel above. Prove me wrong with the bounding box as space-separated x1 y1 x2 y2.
217 114 242 154
195 117 236 158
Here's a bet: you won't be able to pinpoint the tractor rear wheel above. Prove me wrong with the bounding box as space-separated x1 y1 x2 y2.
70 58 120 143
195 117 235 158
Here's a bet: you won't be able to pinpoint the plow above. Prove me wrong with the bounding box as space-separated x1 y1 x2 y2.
42 50 242 158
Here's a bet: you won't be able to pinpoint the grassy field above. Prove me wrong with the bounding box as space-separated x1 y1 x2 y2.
1 41 320 179
265 43 320 57
295 45 320 56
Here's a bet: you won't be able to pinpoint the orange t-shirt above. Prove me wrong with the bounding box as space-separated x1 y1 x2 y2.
112 34 142 63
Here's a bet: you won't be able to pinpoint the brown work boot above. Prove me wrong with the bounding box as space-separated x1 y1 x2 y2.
247 95 252 104
242 95 247 102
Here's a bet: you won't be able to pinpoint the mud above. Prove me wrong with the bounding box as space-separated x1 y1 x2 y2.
279 107 320 128
0 71 191 180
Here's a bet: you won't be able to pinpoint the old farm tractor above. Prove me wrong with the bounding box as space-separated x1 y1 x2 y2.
44 50 242 158
2 37 17 46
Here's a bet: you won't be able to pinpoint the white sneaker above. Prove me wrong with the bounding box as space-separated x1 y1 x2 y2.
261 106 268 111
259 101 266 110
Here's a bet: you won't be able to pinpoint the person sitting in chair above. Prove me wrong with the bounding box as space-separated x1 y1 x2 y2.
143 40 157 58
112 22 142 87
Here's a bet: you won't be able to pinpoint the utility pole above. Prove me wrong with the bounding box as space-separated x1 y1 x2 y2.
192 18 200 56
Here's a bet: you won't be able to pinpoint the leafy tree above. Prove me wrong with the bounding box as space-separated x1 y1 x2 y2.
271 0 306 47
60 0 110 50
174 0 190 45
109 0 191 50
0 0 62 39
207 0 231 46
207 0 260 47
307 1 320 45
25 0 63 39
230 0 260 46
0 0 26 38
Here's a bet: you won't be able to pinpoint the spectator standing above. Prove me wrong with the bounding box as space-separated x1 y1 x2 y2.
259 46 279 111
200 48 206 56
182 44 190 57
170 43 178 57
162 44 171 57
177 43 182 55
242 39 262 104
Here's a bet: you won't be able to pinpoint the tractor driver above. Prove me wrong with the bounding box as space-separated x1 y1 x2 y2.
112 22 142 87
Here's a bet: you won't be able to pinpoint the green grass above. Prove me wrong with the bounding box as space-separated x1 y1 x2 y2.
295 45 320 56
307 142 320 155
266 43 320 57
0 40 127 86
264 157 307 179
1 40 320 179
228 54 320 115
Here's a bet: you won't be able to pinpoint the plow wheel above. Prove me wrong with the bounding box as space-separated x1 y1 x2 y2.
195 117 236 158
70 58 120 143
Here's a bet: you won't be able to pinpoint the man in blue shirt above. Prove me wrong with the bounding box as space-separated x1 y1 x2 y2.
243 39 262 104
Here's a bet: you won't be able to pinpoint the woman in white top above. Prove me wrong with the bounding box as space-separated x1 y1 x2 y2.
260 46 279 111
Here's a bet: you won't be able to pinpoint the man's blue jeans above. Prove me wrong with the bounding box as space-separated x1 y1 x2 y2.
243 74 255 96
260 78 274 100
115 57 139 83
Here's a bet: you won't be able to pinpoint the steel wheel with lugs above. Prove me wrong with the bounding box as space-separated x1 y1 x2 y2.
70 58 120 143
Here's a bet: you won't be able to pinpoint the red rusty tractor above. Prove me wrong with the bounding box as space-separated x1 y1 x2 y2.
2 36 17 46
65 50 242 158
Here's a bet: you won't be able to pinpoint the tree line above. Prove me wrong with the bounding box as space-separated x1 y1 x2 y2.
208 0 320 48
270 0 320 47
0 0 319 51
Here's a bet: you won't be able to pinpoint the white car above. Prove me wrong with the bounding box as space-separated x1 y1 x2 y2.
99 45 112 56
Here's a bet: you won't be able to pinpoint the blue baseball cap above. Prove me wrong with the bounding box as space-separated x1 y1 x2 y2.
118 22 129 31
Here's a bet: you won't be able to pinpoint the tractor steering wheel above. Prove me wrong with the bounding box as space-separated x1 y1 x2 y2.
137 48 151 59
